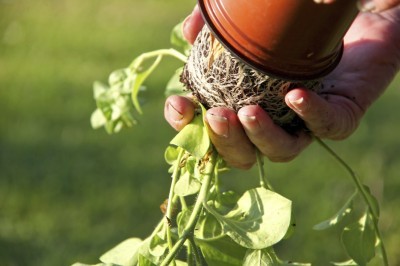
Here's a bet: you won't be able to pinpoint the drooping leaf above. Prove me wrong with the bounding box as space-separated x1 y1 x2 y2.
196 236 246 266
174 170 201 196
170 112 210 159
205 187 292 249
242 248 277 266
313 192 356 231
164 145 180 165
170 21 192 55
130 54 162 114
362 185 380 219
138 254 157 266
91 108 107 129
331 259 357 266
71 263 112 266
195 212 224 240
165 67 186 96
99 238 143 265
341 214 376 266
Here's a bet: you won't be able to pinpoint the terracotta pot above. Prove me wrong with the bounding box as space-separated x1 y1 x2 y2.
198 0 359 80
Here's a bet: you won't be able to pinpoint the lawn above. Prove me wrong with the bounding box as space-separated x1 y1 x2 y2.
0 0 399 265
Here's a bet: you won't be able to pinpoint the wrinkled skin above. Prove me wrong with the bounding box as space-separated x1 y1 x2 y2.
165 0 400 169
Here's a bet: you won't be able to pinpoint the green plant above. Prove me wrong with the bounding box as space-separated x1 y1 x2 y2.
74 22 388 266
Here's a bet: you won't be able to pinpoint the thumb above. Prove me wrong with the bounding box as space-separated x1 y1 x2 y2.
359 0 400 12
285 89 363 140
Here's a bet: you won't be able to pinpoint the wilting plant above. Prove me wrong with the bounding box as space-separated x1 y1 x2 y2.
73 21 388 266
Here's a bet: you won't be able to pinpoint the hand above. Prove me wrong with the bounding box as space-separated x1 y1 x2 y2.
165 2 400 169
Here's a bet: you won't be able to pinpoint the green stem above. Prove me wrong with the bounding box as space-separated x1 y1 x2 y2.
188 236 206 266
161 151 217 266
130 48 187 70
256 149 273 190
314 137 388 266
165 148 185 263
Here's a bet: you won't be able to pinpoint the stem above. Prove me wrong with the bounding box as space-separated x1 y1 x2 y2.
188 235 206 266
161 151 217 266
130 48 187 70
165 148 185 262
255 149 273 190
314 137 388 266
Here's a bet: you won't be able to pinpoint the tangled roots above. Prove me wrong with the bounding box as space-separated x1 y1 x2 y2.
180 26 322 133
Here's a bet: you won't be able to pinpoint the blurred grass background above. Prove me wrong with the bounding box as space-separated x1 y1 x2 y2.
0 0 399 265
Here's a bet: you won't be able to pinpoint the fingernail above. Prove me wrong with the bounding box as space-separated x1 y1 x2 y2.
168 103 184 122
238 114 260 133
206 113 229 138
358 0 376 12
288 96 306 112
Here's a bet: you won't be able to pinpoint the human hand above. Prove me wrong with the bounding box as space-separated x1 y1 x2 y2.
165 2 400 168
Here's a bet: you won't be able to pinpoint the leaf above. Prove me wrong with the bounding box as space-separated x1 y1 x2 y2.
138 254 156 266
195 212 224 240
91 108 107 129
174 170 201 196
313 192 356 231
196 236 246 266
362 185 380 219
165 67 186 96
331 259 357 266
71 263 111 266
242 248 277 266
100 238 143 265
170 21 191 55
205 187 292 249
170 111 210 159
341 214 376 266
130 55 162 114
164 145 180 165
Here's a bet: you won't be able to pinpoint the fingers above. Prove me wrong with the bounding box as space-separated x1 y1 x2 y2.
238 106 312 162
314 0 336 3
205 108 256 169
164 95 196 131
285 88 363 140
358 0 400 12
183 5 205 44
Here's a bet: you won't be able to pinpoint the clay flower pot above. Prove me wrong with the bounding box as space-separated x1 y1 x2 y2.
198 0 359 80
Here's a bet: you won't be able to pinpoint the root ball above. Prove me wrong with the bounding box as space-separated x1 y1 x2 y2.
180 26 322 133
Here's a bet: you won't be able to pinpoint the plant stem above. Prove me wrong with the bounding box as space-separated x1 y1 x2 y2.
314 137 388 266
256 149 273 190
188 236 206 266
165 148 185 263
130 48 187 70
161 151 217 266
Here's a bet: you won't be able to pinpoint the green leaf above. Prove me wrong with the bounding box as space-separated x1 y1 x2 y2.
99 238 143 265
71 263 112 266
205 187 292 249
196 236 246 266
165 67 186 96
170 111 210 159
130 55 162 114
362 185 380 219
242 248 278 266
195 212 224 240
341 214 376 266
164 145 180 165
138 254 156 266
331 259 357 266
170 21 191 55
174 170 201 196
91 108 107 129
313 192 356 231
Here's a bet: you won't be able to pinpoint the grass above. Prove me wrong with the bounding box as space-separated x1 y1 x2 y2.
0 0 399 265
